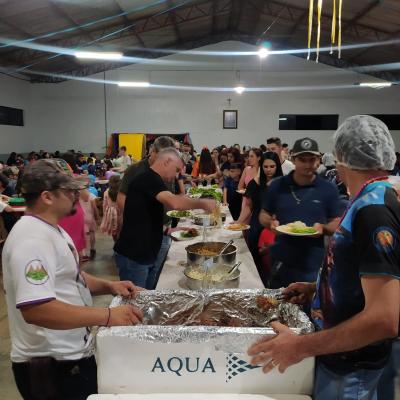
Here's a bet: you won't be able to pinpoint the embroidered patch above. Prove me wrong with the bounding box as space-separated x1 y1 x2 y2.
373 227 396 253
301 139 312 150
25 259 49 285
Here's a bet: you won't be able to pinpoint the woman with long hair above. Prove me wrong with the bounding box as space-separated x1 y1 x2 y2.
238 148 262 223
191 147 217 183
236 151 283 285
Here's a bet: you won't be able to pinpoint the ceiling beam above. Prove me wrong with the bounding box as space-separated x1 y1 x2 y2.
289 9 308 36
167 0 183 43
342 0 382 33
47 0 98 43
113 0 147 47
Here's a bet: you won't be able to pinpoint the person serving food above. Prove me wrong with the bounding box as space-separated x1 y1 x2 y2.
3 159 143 400
249 115 400 400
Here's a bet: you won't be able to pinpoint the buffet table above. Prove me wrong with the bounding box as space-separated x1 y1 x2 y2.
156 216 264 290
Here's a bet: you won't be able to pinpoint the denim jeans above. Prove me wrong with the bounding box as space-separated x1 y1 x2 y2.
314 361 384 400
377 339 400 400
153 234 172 288
114 253 156 289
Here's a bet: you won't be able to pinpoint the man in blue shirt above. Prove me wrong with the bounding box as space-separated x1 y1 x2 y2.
260 137 341 288
248 115 400 400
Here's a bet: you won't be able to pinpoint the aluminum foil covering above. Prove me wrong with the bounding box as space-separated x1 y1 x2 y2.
97 289 314 354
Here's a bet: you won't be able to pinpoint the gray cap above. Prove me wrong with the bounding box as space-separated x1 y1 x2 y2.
333 115 396 171
21 159 87 195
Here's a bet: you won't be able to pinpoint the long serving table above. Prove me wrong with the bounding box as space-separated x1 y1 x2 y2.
156 214 264 290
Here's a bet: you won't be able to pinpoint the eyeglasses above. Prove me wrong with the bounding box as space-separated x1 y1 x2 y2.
59 188 80 197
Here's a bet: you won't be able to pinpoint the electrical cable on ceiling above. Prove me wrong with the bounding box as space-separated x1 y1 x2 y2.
0 0 171 49
16 0 193 72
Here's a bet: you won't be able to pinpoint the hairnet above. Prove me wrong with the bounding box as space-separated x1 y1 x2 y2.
333 115 396 171
321 153 335 167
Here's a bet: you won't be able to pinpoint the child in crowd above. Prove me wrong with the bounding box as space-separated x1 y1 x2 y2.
258 227 276 284
223 163 243 221
100 175 122 242
80 187 100 261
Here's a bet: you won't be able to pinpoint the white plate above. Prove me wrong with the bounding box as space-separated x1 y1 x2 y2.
276 225 319 236
171 231 199 241
166 210 192 219
223 223 250 231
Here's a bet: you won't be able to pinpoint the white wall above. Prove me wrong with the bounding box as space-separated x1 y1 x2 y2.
1 41 400 155
0 74 33 154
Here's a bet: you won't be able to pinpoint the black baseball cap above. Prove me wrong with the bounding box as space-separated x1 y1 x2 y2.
21 159 87 195
292 138 320 157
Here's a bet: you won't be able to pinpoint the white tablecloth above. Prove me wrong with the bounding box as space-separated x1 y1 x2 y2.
156 215 264 290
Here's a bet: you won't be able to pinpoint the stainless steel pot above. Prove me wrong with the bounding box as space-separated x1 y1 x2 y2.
185 241 237 267
183 264 240 290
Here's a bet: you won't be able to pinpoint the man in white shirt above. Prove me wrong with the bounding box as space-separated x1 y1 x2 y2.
266 137 295 175
114 146 133 173
3 159 143 400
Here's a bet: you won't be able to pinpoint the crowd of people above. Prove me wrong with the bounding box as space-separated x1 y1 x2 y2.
0 115 399 400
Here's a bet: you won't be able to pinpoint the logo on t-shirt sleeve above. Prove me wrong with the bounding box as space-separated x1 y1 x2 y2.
25 259 49 285
373 227 397 253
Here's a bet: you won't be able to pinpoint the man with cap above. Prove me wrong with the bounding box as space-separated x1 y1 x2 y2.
248 116 400 400
259 137 341 288
3 159 143 400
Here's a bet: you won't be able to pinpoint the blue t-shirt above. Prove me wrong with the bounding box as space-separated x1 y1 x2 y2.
262 172 340 274
312 181 400 371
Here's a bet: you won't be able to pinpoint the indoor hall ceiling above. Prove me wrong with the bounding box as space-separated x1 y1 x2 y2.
0 0 399 83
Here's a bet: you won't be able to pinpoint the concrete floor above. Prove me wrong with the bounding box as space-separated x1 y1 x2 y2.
0 232 399 399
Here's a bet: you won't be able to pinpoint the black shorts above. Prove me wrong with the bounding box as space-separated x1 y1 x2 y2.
12 355 97 400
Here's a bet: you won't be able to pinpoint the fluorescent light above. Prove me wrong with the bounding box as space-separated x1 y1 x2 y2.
75 51 123 60
359 82 392 89
234 86 245 94
118 81 150 88
279 117 288 121
258 47 270 59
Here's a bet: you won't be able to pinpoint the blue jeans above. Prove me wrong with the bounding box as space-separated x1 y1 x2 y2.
153 234 172 288
377 340 400 400
314 361 384 400
114 253 157 289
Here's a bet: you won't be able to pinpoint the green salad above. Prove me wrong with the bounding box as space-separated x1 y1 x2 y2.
291 227 317 234
188 187 223 202
168 210 192 218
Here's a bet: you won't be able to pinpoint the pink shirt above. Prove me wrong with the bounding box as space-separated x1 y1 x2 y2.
59 202 86 252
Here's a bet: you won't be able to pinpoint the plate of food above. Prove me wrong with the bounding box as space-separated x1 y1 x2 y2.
166 210 193 219
171 228 200 241
223 223 250 231
276 221 319 236
236 189 246 194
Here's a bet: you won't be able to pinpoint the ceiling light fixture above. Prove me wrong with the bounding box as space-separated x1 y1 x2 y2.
75 51 123 60
359 82 393 89
234 86 245 94
258 47 270 59
118 81 150 87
